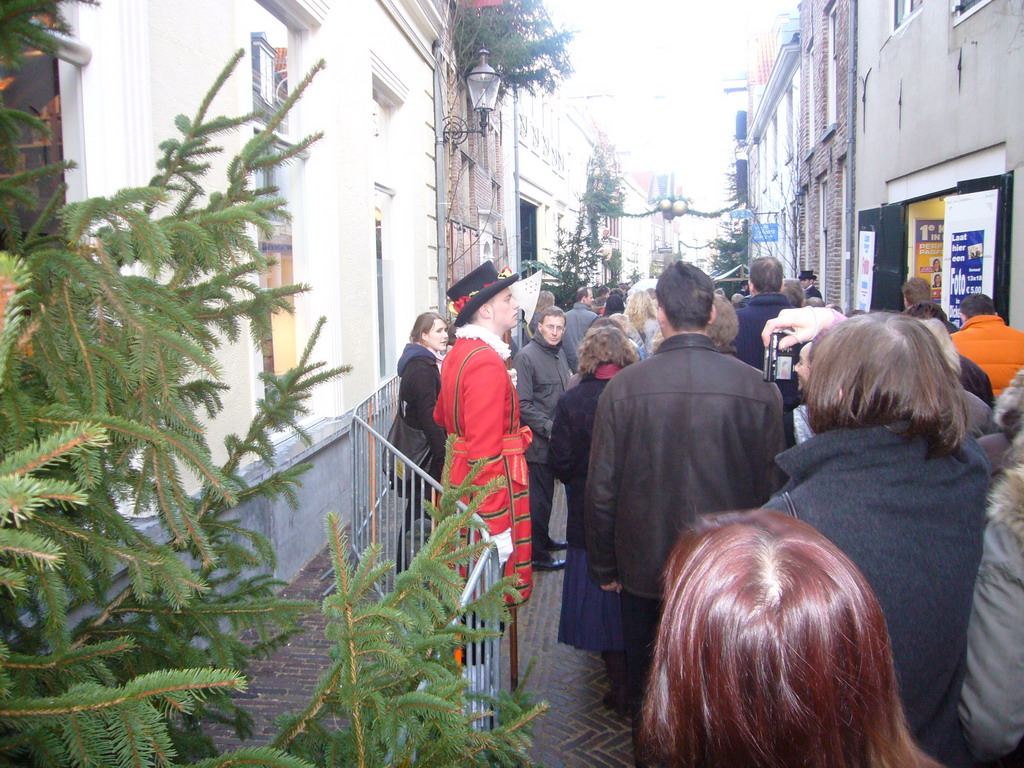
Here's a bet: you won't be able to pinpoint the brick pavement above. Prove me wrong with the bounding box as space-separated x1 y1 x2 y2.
213 489 634 766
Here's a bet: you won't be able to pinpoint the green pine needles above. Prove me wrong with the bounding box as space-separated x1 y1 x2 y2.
1 5 543 767
452 0 573 95
0 2 344 765
273 456 546 768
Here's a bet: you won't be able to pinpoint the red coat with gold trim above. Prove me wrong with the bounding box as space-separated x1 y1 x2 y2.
434 337 533 604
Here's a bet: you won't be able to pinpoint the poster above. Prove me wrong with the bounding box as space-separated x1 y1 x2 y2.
914 219 944 302
856 230 875 312
942 190 998 326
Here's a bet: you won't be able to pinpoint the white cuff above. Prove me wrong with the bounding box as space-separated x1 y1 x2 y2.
492 529 513 565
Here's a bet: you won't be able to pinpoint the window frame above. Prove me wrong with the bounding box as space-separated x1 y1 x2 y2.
894 0 924 29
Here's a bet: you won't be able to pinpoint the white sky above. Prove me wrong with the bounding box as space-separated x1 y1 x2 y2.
545 0 797 210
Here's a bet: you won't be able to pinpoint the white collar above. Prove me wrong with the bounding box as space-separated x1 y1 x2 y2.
456 324 511 360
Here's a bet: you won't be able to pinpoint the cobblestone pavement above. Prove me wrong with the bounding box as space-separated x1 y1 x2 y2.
213 489 633 766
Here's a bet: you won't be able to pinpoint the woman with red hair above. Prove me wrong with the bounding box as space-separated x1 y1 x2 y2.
642 509 937 768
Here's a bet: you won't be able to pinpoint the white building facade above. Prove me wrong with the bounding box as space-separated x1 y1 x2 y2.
44 0 446 576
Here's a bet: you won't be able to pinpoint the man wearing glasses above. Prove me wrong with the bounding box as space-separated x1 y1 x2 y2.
513 306 571 571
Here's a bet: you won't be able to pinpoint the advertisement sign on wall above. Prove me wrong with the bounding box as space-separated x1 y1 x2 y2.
857 230 876 312
942 190 998 326
914 219 944 302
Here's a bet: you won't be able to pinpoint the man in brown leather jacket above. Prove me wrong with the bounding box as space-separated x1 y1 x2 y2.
584 261 784 764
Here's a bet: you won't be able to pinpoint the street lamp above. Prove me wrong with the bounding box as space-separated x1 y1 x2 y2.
444 49 501 146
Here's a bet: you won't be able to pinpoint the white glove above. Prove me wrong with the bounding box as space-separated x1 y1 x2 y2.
508 368 518 387
492 529 513 565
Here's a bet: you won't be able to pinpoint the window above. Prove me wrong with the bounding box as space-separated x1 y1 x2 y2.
894 0 923 27
819 179 828 283
0 50 65 233
827 7 838 127
954 0 985 15
248 2 301 376
806 40 817 146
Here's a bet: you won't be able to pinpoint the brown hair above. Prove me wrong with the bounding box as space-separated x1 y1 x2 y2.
409 311 446 343
706 294 738 348
749 257 784 293
959 293 996 320
534 290 555 315
806 313 966 456
536 305 565 325
782 278 806 308
901 277 932 306
577 326 638 377
904 301 949 324
641 509 937 768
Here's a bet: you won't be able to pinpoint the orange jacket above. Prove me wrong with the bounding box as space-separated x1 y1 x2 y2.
952 315 1024 396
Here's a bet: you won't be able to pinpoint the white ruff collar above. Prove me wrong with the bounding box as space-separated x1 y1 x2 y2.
456 324 511 360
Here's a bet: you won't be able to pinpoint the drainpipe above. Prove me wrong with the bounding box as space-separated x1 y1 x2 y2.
844 0 858 312
433 40 448 312
512 89 523 348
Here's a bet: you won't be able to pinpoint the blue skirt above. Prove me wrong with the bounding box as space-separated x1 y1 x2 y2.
557 545 625 652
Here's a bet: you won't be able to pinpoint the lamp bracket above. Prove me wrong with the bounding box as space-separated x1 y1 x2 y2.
443 115 486 147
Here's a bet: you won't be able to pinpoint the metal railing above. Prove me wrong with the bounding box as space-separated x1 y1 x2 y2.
350 375 502 724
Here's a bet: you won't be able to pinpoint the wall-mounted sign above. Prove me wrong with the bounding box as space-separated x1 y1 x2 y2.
751 222 779 243
856 230 876 312
941 190 998 326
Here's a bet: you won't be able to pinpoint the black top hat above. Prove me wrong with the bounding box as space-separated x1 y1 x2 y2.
447 260 520 327
798 270 817 281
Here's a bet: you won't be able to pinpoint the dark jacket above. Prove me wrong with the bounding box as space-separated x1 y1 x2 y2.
585 334 785 599
960 353 994 406
563 302 597 372
512 334 569 463
735 292 799 409
549 376 608 547
764 427 989 768
397 343 445 480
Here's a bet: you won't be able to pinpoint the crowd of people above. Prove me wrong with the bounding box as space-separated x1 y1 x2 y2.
395 256 1024 768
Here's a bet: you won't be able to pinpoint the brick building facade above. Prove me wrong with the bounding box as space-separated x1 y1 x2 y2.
799 0 853 306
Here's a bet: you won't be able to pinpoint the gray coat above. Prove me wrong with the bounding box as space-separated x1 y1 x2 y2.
512 335 569 463
960 436 1024 762
563 302 597 372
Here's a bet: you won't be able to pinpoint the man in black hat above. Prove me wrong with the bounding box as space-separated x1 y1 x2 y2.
433 261 535 604
800 270 822 300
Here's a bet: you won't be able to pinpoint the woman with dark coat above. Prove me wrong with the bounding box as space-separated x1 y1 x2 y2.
395 313 447 570
397 312 448 481
548 326 638 716
762 312 989 768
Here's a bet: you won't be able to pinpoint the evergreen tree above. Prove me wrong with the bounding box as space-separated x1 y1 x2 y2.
553 136 624 305
707 169 749 292
452 0 573 94
0 5 345 765
271 455 545 767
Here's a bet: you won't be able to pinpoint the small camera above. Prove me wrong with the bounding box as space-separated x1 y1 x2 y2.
763 331 797 383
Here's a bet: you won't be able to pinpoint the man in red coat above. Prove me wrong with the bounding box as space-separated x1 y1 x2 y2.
434 261 534 604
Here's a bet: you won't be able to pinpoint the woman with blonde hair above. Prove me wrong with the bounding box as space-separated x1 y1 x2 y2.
549 326 638 715
625 290 659 357
643 509 940 768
